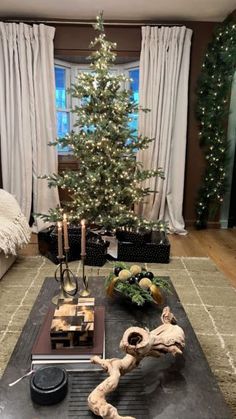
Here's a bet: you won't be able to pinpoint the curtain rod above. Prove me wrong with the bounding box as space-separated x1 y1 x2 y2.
2 18 180 26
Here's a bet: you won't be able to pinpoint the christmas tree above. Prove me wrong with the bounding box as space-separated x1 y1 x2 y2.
40 13 166 231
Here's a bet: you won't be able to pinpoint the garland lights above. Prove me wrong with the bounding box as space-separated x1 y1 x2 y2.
195 20 236 228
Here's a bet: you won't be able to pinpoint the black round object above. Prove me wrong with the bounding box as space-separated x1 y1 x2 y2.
114 266 123 276
145 271 154 280
30 367 68 406
128 276 136 285
135 272 144 281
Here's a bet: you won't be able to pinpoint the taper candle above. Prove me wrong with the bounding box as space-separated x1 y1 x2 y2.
63 213 69 250
81 219 86 256
57 221 63 258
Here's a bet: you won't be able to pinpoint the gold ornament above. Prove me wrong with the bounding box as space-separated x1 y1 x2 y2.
130 265 142 276
106 276 119 297
118 269 132 281
150 284 163 305
139 277 152 290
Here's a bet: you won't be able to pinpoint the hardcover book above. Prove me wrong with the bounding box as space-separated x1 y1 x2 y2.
31 305 105 361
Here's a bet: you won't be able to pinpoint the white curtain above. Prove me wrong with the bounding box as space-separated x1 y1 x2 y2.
137 26 192 234
0 22 60 231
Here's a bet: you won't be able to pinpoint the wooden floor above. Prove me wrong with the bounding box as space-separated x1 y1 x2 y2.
169 228 236 287
19 228 236 288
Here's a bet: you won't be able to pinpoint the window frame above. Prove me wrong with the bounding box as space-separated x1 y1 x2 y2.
54 59 72 154
119 61 140 90
54 59 140 155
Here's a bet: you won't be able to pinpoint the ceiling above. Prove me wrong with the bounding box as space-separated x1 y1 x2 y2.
0 0 235 22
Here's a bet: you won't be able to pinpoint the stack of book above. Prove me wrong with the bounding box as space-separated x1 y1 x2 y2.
31 300 105 371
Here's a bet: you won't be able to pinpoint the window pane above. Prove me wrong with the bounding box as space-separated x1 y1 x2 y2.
57 111 69 138
57 111 70 153
129 69 139 101
129 68 139 138
55 67 67 109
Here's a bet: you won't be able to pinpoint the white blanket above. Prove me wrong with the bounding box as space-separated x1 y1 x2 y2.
0 189 31 255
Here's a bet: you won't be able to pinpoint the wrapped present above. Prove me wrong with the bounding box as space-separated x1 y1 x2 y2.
116 228 152 245
38 226 58 264
38 225 109 266
117 231 170 264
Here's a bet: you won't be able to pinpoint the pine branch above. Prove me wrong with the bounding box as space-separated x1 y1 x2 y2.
37 12 167 231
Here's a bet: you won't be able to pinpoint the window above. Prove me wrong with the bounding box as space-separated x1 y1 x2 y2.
127 65 140 138
54 60 139 154
121 62 140 144
55 63 71 153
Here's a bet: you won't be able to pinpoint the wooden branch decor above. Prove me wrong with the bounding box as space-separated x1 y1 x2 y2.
88 306 185 419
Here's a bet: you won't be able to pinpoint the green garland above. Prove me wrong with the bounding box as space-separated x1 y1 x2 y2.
195 20 236 228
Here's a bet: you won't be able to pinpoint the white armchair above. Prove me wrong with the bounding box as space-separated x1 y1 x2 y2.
0 189 31 278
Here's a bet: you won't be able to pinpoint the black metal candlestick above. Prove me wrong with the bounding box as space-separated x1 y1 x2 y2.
52 255 65 305
79 253 91 297
63 248 78 295
52 251 78 305
79 219 91 297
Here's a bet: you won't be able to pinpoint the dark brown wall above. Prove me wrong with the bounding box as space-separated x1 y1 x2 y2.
54 24 141 58
183 22 216 225
54 21 217 226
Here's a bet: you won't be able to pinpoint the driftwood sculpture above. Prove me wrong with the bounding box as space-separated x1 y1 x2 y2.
88 306 185 419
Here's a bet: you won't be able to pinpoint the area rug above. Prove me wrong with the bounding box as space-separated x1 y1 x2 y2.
0 256 235 417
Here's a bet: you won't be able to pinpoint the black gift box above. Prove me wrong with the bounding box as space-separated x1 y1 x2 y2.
117 231 170 263
85 239 109 266
116 228 152 245
38 225 109 266
38 226 57 263
50 226 80 263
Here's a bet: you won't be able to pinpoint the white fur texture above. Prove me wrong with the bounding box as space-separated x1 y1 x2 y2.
0 189 31 255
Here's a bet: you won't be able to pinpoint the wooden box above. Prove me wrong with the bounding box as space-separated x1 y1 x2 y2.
50 298 95 349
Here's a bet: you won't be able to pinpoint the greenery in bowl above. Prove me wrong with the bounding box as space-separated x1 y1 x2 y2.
105 262 171 307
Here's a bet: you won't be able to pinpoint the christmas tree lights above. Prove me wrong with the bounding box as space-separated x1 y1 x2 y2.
39 13 166 232
195 20 236 228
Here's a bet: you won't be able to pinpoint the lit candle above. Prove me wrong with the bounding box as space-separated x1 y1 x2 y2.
81 219 86 257
57 221 63 259
63 213 69 251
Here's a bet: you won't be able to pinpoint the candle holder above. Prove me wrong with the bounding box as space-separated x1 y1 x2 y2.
52 252 78 305
79 254 91 297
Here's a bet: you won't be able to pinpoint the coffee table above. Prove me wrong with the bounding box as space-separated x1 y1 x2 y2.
0 277 233 419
